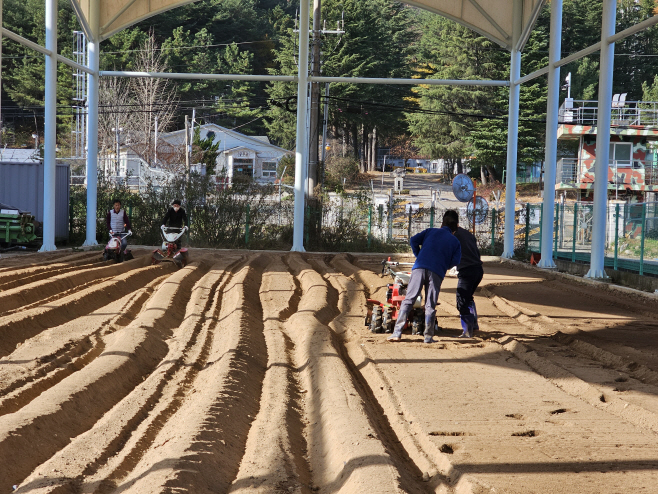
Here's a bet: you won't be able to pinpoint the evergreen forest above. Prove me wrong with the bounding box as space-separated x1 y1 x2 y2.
2 0 658 182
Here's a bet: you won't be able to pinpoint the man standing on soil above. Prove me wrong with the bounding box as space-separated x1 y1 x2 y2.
387 210 461 344
454 220 484 338
106 199 132 252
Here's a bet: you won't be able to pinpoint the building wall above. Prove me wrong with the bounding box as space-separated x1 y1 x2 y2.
0 161 70 239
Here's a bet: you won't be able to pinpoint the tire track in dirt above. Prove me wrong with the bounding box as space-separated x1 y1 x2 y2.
15 258 244 494
82 255 269 494
284 253 403 494
0 275 169 416
0 262 206 488
228 255 311 494
0 263 173 358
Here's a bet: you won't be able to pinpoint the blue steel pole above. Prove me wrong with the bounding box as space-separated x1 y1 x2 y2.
586 0 617 279
537 0 563 268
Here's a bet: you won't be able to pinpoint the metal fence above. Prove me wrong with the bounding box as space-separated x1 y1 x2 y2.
523 201 658 276
67 188 658 276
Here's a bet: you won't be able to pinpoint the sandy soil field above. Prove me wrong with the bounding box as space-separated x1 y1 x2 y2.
1 248 658 494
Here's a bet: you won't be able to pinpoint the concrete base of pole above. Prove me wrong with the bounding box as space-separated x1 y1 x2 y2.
537 258 557 269
584 268 609 280
501 251 515 259
82 239 98 247
38 243 57 252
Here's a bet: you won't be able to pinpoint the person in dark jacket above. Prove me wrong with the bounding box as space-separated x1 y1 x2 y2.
105 199 132 252
162 199 188 248
454 223 484 338
388 210 461 344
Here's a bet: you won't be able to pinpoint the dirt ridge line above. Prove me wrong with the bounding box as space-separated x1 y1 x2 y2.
107 255 269 494
286 253 402 494
0 263 204 489
228 256 311 494
0 263 172 358
0 274 169 417
331 257 493 494
477 287 658 387
0 258 106 291
320 257 446 494
477 286 557 334
0 251 99 274
18 261 235 494
0 256 149 315
497 258 658 313
500 336 658 436
551 332 658 387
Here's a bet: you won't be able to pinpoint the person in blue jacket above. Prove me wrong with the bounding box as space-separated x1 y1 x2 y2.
388 210 461 344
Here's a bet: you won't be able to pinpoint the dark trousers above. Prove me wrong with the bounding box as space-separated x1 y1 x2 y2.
392 268 443 338
456 265 483 334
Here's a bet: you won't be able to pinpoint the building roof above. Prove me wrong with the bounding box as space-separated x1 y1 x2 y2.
74 0 544 50
162 123 290 154
0 148 41 162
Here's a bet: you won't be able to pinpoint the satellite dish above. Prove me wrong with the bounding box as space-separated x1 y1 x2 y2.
452 174 475 202
467 196 489 225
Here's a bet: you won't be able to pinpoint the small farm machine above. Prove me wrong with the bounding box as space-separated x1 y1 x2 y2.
365 259 436 335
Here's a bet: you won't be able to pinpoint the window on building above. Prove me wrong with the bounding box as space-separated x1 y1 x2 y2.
262 161 277 178
233 158 253 177
609 142 632 167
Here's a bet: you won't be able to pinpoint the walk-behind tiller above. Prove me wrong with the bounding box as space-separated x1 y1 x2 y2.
151 225 189 269
365 259 438 335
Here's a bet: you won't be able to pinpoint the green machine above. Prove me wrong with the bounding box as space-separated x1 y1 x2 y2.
0 202 39 245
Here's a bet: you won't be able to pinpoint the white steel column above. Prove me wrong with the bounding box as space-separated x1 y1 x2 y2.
83 2 99 246
39 0 58 251
586 0 616 279
537 0 563 268
502 49 520 258
291 0 310 252
502 0 523 258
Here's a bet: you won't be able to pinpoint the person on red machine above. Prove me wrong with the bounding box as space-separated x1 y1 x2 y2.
105 199 132 252
161 199 188 249
387 210 461 344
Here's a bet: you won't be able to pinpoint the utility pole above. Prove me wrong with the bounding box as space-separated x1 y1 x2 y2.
308 0 322 196
185 115 190 177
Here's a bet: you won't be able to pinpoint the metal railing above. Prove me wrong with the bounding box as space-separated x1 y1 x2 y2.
559 99 658 127
556 158 658 187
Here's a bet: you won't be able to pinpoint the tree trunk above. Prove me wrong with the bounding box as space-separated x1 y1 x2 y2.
370 127 377 172
480 167 487 185
486 164 498 182
351 123 359 160
457 157 463 175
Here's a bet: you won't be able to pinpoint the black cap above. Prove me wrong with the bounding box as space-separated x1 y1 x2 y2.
172 199 181 206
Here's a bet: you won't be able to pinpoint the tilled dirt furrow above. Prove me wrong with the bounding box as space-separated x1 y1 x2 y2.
229 257 311 494
15 260 238 494
285 254 402 494
0 257 150 315
0 257 107 291
0 252 99 275
329 257 460 493
92 256 269 494
0 263 173 358
0 263 205 489
0 275 168 416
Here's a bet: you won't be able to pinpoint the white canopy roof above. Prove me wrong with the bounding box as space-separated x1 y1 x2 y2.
72 0 545 50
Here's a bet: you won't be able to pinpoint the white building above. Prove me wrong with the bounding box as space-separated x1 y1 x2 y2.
104 123 291 188
162 123 291 184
